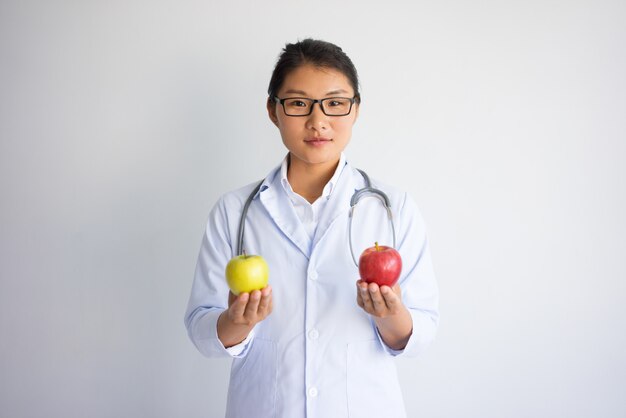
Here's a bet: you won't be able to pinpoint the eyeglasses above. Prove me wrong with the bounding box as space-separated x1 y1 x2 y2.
272 96 356 117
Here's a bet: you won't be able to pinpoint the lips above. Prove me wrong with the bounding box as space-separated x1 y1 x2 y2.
304 137 332 144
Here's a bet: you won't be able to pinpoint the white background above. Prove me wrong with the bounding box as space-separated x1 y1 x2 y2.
1 1 625 417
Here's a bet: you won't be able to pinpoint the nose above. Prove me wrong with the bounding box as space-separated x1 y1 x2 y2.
305 101 329 131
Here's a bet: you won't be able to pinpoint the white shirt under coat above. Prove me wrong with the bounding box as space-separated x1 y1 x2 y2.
280 152 346 243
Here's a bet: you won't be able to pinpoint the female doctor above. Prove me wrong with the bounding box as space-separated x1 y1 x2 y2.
184 39 439 418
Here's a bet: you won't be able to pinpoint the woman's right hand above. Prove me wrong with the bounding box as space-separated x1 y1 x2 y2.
217 285 273 348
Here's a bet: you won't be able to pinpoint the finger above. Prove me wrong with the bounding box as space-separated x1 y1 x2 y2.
368 283 386 313
229 292 249 318
258 287 272 315
357 281 370 294
391 283 402 297
261 284 272 296
356 282 365 308
380 285 400 311
359 283 374 312
263 285 274 314
244 289 262 318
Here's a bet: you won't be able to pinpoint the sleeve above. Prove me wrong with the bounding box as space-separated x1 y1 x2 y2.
375 192 439 357
183 196 255 358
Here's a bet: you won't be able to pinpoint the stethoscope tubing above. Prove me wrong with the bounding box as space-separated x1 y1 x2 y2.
348 188 396 267
236 180 264 256
236 169 396 268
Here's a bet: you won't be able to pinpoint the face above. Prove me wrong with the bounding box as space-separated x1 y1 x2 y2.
267 64 359 171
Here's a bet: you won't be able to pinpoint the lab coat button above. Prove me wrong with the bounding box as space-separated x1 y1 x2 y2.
308 329 319 340
308 387 318 397
309 271 318 281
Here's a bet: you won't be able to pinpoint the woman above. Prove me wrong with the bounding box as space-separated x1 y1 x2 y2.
184 39 439 418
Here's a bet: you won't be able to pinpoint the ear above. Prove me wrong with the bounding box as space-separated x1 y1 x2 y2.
352 102 360 124
267 98 279 127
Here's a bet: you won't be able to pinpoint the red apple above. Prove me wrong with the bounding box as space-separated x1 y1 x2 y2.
358 242 402 287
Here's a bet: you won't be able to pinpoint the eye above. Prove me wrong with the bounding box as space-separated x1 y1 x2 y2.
327 98 350 107
285 99 309 108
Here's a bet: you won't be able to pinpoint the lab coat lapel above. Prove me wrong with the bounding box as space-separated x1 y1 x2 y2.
259 170 311 259
312 164 362 249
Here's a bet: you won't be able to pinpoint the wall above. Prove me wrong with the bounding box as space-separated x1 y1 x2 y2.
1 0 625 417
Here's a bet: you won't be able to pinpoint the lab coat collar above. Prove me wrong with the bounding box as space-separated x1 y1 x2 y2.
279 152 347 200
251 153 350 201
312 159 364 249
254 155 364 259
256 163 312 259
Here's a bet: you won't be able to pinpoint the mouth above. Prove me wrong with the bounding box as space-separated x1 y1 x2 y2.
304 137 332 145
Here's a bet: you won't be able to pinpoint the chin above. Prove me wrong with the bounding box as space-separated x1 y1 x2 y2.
293 149 341 165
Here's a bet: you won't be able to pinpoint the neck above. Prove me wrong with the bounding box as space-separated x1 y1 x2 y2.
287 154 340 203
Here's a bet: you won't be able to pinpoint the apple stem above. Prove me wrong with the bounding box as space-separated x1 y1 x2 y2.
375 241 380 251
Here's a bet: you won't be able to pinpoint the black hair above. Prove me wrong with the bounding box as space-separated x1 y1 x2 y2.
267 39 361 104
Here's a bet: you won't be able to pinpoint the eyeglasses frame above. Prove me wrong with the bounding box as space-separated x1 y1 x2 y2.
272 96 357 117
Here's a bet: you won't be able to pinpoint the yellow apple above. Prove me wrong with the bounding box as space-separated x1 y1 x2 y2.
225 253 269 296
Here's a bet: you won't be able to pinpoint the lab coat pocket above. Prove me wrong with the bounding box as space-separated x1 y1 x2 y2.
346 340 405 418
226 338 277 418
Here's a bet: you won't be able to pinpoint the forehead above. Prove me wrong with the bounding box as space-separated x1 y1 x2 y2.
279 64 353 95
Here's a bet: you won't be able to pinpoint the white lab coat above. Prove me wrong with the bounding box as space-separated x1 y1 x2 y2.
185 157 439 418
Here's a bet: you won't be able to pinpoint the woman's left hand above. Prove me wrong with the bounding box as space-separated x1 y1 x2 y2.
356 280 404 318
356 280 413 350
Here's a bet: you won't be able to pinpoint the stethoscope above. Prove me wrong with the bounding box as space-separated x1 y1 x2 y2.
236 169 396 267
